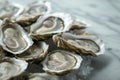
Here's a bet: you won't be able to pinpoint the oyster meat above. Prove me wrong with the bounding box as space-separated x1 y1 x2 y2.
0 57 28 80
0 0 23 20
0 19 33 54
53 32 105 56
17 41 49 61
15 1 51 26
29 13 73 40
28 73 59 80
42 50 82 75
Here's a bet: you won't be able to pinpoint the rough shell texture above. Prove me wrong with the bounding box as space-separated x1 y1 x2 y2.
0 0 24 20
29 12 73 40
17 41 49 61
0 57 28 80
15 0 51 27
0 19 33 54
42 50 82 75
28 73 59 80
53 32 105 56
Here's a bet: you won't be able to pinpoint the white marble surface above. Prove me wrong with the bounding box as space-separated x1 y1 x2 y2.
8 0 120 80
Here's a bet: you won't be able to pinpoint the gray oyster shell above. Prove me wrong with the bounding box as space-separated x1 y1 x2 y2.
15 0 51 26
0 0 24 20
42 50 82 75
0 19 33 54
29 12 73 40
53 32 105 56
17 41 49 62
0 57 28 80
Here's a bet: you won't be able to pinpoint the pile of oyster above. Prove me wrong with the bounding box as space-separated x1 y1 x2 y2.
0 0 105 80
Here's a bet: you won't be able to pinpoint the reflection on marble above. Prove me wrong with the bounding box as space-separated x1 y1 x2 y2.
8 0 120 80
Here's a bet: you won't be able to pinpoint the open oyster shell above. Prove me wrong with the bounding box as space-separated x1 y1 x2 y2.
17 41 49 61
42 50 82 75
0 57 28 80
28 73 59 80
15 0 51 27
0 0 24 20
0 19 33 54
53 32 105 56
29 12 73 40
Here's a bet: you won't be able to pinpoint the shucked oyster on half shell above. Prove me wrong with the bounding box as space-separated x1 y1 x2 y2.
0 57 28 80
53 32 105 56
29 12 73 40
42 50 82 75
17 41 49 61
0 19 33 54
0 0 24 20
28 73 59 80
15 0 51 27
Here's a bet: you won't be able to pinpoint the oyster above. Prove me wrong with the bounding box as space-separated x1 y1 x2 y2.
70 18 87 30
0 57 28 80
0 0 23 20
53 32 105 56
15 0 51 26
29 12 73 40
28 73 59 80
42 50 82 75
17 41 49 61
0 19 33 54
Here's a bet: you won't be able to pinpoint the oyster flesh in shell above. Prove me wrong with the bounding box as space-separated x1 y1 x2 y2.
0 0 23 20
0 19 33 54
42 50 82 75
53 32 105 56
0 57 28 80
29 12 73 40
17 41 49 61
28 73 59 80
15 1 51 26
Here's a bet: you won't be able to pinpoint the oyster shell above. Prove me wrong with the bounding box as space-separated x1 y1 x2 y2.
70 18 87 30
53 32 105 56
0 57 28 80
0 19 33 54
42 50 82 75
17 41 49 61
29 12 73 40
0 0 24 20
15 1 51 26
28 73 59 80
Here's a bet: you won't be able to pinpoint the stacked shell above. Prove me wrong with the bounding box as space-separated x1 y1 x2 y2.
0 0 105 80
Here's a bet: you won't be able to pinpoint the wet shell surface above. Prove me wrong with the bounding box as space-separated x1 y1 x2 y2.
28 73 59 80
29 12 73 40
0 0 24 20
0 57 28 80
15 0 51 26
42 50 82 75
0 19 33 54
17 41 49 61
53 32 105 56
